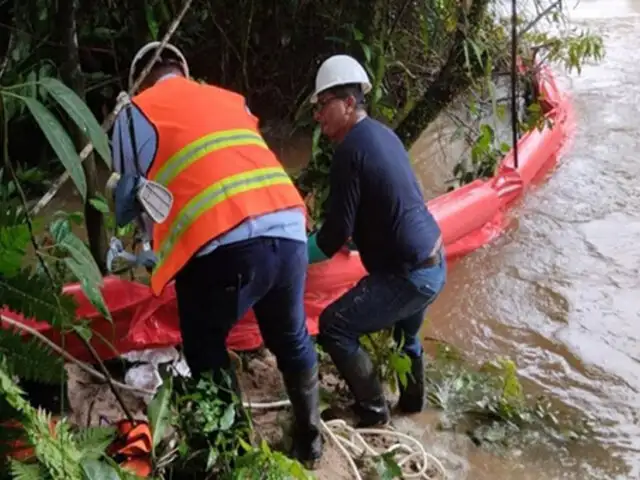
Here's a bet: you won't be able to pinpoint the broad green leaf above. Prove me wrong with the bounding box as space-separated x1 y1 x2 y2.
361 43 372 63
375 452 403 480
50 220 102 285
21 96 87 200
40 77 112 168
147 377 173 455
50 216 72 239
72 322 93 342
89 195 110 214
80 459 121 480
219 403 236 431
50 219 111 321
64 257 111 321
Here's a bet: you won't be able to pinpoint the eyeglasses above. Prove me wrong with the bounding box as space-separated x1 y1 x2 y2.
313 96 342 114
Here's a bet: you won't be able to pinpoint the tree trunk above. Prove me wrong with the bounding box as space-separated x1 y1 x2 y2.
55 0 108 273
393 0 491 148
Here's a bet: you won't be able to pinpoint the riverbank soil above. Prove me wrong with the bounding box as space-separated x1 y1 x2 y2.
64 350 358 478
64 347 465 479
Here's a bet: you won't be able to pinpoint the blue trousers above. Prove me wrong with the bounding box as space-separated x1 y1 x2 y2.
175 237 317 380
318 251 447 360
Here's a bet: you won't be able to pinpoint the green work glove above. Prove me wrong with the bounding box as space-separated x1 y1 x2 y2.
307 232 329 264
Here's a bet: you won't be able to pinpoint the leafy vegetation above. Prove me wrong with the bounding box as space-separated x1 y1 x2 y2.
146 372 315 479
424 344 592 448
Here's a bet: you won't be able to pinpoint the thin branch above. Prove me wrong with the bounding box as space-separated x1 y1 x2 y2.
385 0 413 45
519 0 562 37
30 0 194 216
0 313 154 396
386 60 417 79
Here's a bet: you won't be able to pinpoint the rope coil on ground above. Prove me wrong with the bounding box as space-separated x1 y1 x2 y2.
321 418 447 480
246 399 447 480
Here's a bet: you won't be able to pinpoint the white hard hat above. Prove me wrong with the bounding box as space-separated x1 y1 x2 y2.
128 41 189 92
310 54 372 104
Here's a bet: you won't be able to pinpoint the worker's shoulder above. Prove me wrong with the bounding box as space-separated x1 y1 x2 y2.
348 117 402 149
343 118 406 163
111 102 150 136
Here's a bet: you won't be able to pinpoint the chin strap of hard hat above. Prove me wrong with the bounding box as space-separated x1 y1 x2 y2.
128 41 189 93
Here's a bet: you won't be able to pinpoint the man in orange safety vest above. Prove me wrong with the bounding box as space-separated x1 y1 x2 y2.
107 41 322 467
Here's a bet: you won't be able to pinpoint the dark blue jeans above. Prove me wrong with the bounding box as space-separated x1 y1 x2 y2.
175 237 317 380
318 251 447 360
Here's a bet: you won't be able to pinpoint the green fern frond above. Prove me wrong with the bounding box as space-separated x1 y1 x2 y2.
0 224 30 278
0 330 65 385
33 411 83 479
0 362 28 409
74 426 116 460
8 460 44 480
0 267 77 330
0 364 124 480
0 365 82 479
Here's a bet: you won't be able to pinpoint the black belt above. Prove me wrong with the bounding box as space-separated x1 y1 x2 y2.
415 251 441 269
413 237 443 270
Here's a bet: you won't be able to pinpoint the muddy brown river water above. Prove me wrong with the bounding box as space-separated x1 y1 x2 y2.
410 1 640 478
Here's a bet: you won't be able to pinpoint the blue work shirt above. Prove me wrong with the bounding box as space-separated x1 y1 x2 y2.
110 74 307 256
316 116 442 274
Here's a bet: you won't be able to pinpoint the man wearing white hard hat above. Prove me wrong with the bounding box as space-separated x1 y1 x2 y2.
108 41 322 466
307 54 447 427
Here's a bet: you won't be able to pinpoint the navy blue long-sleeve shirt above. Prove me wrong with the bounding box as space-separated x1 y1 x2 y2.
316 117 442 274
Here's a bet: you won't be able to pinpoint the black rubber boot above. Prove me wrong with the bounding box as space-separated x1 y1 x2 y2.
327 347 390 428
397 352 425 413
282 365 324 469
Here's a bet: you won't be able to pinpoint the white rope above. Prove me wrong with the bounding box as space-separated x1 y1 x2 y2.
244 398 448 480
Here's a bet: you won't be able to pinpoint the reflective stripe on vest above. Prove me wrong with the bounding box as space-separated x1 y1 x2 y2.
152 128 269 186
153 166 294 270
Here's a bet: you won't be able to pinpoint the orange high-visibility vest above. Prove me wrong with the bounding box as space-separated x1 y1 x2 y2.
132 76 305 295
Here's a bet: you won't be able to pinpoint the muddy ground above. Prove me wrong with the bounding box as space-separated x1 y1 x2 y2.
62 347 462 479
